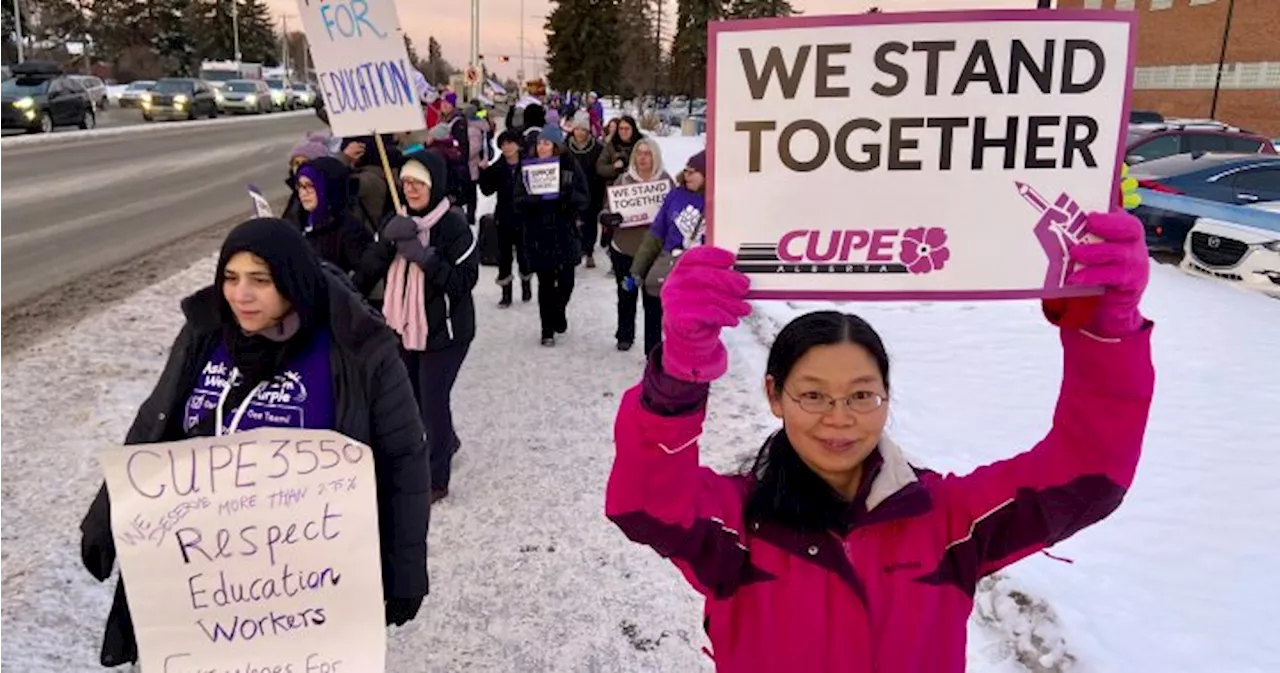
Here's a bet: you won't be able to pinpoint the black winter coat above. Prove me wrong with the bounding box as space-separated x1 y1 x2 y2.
566 136 606 217
515 152 590 273
479 157 523 229
79 270 431 667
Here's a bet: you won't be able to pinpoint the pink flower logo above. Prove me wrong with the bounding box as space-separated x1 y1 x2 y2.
899 227 950 275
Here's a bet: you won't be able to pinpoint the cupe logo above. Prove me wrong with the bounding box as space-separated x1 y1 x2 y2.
734 227 950 275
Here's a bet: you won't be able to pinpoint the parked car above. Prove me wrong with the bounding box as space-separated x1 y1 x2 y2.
142 78 219 121
69 75 108 109
1125 124 1276 166
118 80 157 108
1 61 95 133
1129 110 1164 124
291 81 318 107
1130 153 1280 252
219 79 273 114
264 77 296 110
1180 201 1280 298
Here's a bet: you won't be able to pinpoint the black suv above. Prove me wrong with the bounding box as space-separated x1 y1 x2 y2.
1 61 95 133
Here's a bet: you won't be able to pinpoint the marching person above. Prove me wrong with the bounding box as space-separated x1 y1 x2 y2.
514 124 589 346
597 138 673 353
480 129 534 307
290 156 387 298
605 207 1155 672
282 131 332 223
380 150 479 503
596 116 643 185
565 111 606 269
79 218 431 669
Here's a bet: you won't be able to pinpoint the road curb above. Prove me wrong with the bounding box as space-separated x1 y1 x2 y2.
0 109 316 148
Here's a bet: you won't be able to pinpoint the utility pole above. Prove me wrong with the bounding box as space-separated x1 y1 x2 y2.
281 14 289 74
469 0 480 99
1209 0 1236 120
12 0 23 63
518 0 525 84
653 0 662 96
232 0 242 61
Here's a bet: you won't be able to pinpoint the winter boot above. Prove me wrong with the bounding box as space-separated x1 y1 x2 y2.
521 275 533 303
617 340 633 351
431 487 449 504
541 334 555 347
499 283 513 308
585 253 597 269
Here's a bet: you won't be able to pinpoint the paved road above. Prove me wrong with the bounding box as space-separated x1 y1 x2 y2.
1 105 154 137
1 113 325 308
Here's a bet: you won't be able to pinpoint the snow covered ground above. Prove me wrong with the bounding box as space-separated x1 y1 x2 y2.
2 132 1277 672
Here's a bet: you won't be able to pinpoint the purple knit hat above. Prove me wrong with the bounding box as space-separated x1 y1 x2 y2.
290 132 331 163
685 150 707 175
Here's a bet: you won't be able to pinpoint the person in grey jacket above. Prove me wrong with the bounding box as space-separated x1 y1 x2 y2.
78 219 431 668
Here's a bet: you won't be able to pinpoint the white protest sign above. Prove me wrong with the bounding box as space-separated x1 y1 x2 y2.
607 179 673 228
846 1 1054 11
708 10 1133 300
296 0 426 137
98 428 386 673
523 158 562 198
247 184 275 218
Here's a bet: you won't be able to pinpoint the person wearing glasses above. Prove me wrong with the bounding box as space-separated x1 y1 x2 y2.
605 205 1155 671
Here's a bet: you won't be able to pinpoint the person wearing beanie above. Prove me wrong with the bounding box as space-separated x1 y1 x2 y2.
78 218 431 668
282 131 336 223
379 149 479 503
515 124 590 346
627 148 709 328
480 129 535 306
508 101 547 157
596 137 674 353
436 90 474 221
565 110 606 269
587 91 604 138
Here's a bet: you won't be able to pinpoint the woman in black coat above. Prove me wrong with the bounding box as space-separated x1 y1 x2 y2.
78 219 431 668
514 124 590 346
292 155 385 297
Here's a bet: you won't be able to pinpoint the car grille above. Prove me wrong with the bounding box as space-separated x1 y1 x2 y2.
1190 231 1248 267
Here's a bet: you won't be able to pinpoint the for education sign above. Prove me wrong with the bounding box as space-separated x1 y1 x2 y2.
296 0 425 137
708 10 1135 300
99 428 386 673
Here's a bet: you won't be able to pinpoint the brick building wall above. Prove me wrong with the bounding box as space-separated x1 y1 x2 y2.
1058 0 1280 136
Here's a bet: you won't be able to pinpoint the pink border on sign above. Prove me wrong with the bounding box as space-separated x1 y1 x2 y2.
705 9 1138 302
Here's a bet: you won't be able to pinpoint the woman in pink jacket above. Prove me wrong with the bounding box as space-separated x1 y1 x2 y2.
605 209 1154 672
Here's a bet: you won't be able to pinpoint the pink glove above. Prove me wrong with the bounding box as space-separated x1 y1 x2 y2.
659 247 752 383
1057 209 1149 337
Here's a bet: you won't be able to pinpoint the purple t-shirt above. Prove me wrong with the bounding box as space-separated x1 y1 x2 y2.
183 331 335 436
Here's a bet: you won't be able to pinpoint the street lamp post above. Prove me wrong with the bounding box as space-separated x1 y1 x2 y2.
12 0 24 63
518 0 525 83
1209 0 1236 120
232 0 242 61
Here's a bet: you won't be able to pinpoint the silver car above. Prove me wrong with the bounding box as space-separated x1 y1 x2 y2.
219 79 272 114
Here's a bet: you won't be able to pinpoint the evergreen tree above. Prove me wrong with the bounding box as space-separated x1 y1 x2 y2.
404 35 424 70
725 0 796 20
669 0 723 96
617 0 660 97
421 36 453 85
237 0 279 65
545 0 622 93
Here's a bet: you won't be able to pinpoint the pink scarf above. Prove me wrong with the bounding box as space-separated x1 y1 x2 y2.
383 198 452 351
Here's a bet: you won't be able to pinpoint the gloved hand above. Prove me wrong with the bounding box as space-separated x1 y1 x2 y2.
622 275 640 293
383 215 421 242
385 596 423 626
599 212 624 228
81 529 116 582
396 237 438 269
659 247 752 383
1049 209 1149 337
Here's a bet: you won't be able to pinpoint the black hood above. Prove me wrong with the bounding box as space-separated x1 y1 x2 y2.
399 148 450 215
295 156 353 226
523 103 546 131
215 218 328 333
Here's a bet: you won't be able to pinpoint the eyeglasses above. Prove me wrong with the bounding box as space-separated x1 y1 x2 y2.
782 388 886 415
296 181 315 193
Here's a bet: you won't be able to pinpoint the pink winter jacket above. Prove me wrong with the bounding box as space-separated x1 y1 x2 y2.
606 325 1154 672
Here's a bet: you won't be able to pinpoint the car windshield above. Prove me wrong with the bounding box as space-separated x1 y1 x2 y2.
127 81 156 91
266 79 286 90
291 83 310 91
225 81 258 93
1126 130 1150 145
200 69 239 82
155 79 195 93
3 78 50 96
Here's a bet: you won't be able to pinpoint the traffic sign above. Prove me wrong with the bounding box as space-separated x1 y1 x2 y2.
465 65 480 86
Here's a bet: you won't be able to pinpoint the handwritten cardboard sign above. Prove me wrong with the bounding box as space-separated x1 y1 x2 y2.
523 158 561 199
247 184 274 218
98 428 386 673
296 0 425 137
708 10 1134 300
607 180 673 228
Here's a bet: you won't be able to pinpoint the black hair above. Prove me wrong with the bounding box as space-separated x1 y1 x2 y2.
743 311 890 533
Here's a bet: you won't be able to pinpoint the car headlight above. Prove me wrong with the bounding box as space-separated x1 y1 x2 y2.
13 96 34 110
174 94 188 104
215 91 225 103
1263 241 1280 253
272 91 285 102
246 95 257 104
141 92 152 102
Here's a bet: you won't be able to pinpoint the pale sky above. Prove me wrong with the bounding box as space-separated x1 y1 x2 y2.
268 0 1045 81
